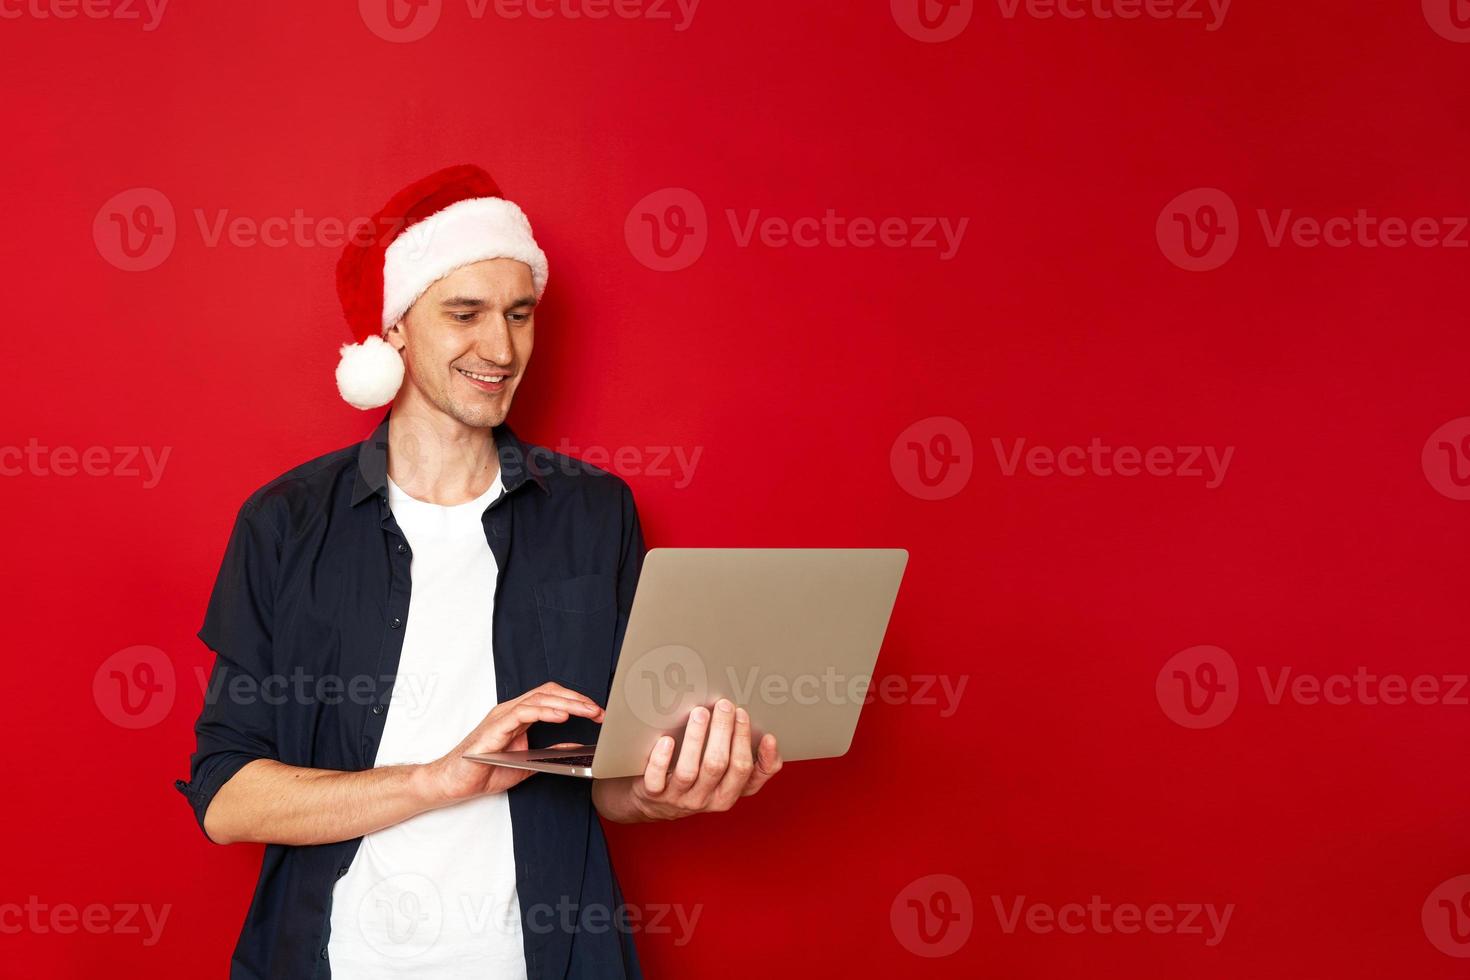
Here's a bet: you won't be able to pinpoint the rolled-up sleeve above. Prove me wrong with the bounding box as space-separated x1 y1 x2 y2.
174 498 282 840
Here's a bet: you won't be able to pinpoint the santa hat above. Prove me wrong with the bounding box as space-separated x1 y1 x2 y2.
333 164 549 410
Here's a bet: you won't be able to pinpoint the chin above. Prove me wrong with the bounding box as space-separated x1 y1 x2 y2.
447 399 510 430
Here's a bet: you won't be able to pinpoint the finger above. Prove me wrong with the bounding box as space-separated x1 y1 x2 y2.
712 706 755 809
698 699 737 790
468 713 551 753
642 735 676 796
490 704 572 740
522 682 599 708
520 694 604 719
741 733 783 796
671 706 711 790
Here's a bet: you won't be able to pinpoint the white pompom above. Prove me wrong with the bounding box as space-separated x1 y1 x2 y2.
335 335 405 410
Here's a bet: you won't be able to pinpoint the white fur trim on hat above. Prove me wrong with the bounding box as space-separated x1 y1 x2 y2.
381 196 549 331
335 335 405 410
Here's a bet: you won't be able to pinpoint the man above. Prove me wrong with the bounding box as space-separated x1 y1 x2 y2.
175 165 782 979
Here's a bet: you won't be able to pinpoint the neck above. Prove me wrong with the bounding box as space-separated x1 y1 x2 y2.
385 398 500 506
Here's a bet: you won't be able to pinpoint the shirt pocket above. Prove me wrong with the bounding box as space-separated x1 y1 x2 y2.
534 573 617 705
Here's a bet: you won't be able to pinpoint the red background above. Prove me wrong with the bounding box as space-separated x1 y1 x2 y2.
5 1 1469 976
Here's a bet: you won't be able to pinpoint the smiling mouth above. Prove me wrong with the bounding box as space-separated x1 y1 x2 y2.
457 368 511 383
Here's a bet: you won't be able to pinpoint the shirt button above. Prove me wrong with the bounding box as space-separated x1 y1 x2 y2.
372 704 385 715
390 617 402 629
337 866 349 877
397 543 408 554
320 947 328 959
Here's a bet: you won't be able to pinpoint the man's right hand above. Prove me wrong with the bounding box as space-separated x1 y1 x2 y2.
424 682 605 804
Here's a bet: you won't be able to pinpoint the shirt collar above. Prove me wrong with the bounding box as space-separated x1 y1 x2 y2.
351 410 550 506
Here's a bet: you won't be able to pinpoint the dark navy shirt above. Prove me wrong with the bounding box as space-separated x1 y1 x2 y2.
175 412 645 980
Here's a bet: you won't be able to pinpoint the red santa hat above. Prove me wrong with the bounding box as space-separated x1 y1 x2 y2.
333 164 549 410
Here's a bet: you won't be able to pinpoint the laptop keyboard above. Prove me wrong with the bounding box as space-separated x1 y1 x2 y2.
530 754 595 767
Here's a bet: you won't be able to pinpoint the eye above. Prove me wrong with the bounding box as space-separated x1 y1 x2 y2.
508 312 531 324
450 312 477 324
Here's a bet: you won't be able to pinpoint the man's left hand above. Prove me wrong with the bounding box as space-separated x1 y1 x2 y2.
593 699 782 822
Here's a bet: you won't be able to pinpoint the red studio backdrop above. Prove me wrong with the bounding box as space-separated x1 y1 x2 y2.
4 1 1469 977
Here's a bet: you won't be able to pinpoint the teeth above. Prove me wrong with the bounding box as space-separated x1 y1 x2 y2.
459 369 507 383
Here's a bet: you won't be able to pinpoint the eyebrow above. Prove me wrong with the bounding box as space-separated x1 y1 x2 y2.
440 296 538 309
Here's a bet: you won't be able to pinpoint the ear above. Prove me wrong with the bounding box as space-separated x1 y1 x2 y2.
384 317 407 352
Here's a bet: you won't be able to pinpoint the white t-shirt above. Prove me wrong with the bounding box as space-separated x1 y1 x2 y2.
327 469 527 979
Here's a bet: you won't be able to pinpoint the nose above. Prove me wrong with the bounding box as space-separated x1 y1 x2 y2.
473 313 514 366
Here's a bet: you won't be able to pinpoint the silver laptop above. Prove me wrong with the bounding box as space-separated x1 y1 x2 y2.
465 547 908 778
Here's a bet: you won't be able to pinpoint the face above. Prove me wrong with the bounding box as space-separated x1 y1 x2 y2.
386 258 535 429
